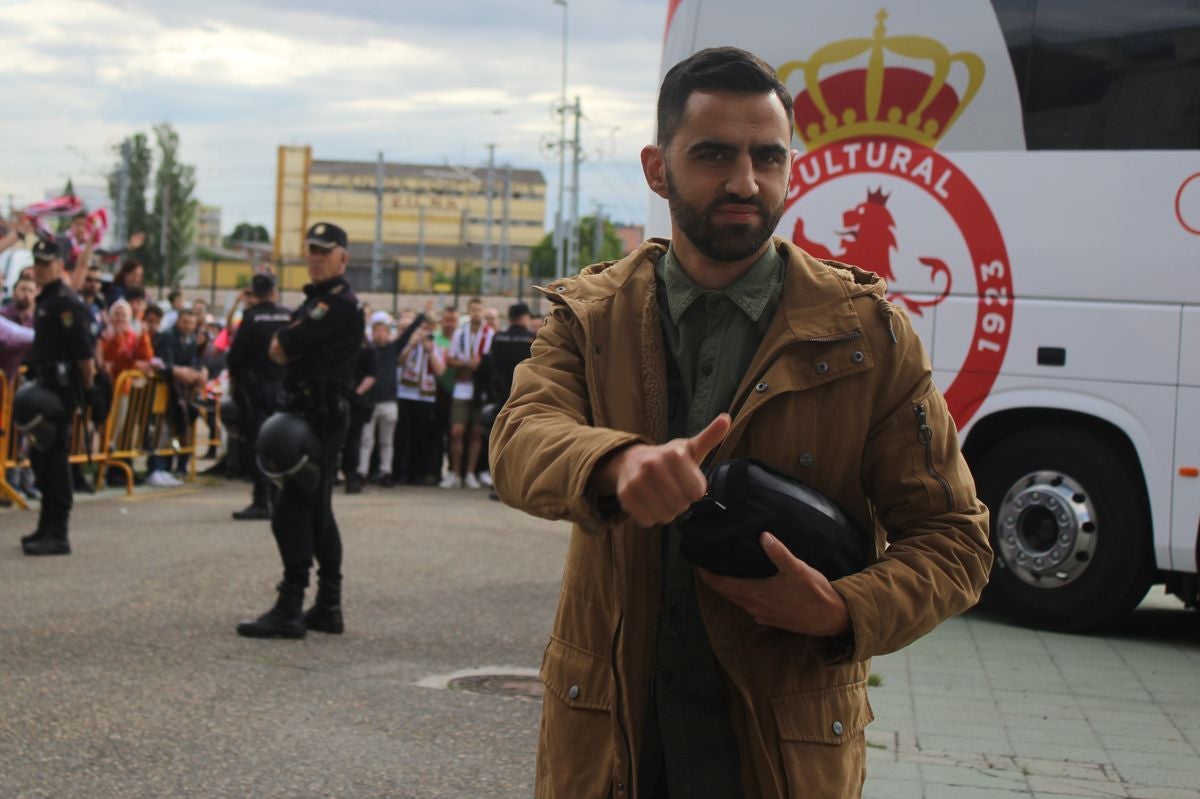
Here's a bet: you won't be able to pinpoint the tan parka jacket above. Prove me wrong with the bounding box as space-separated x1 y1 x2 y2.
491 238 992 799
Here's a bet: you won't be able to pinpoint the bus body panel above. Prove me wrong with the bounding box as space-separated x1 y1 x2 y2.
657 0 1200 618
1175 387 1200 571
949 376 1178 570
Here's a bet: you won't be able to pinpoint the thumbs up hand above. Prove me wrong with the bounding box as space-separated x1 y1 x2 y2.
593 413 731 528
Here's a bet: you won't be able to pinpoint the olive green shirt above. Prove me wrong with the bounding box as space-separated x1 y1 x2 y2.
640 244 784 798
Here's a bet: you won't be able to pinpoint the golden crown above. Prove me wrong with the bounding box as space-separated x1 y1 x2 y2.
778 10 985 151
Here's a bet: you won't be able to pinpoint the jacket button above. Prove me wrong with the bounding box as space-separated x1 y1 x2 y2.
852 351 864 363
798 452 814 468
755 382 768 392
816 361 829 375
701 361 713 377
832 720 844 736
555 285 566 293
568 684 580 700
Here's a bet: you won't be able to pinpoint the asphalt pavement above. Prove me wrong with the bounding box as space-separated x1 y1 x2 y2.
2 478 1198 798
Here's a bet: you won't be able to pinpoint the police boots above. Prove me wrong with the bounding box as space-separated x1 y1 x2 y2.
23 525 70 556
236 582 306 639
304 581 344 635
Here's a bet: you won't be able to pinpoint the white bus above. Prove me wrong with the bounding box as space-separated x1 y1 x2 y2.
653 0 1200 631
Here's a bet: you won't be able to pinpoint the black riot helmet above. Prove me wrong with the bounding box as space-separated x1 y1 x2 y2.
478 401 500 432
11 383 66 451
219 396 241 439
255 412 322 492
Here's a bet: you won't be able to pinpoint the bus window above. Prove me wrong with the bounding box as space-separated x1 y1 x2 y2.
1024 0 1200 150
990 0 1036 118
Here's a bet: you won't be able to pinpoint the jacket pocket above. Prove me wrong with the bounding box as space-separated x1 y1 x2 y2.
771 681 874 798
536 636 614 798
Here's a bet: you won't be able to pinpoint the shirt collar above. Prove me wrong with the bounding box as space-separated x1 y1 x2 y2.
656 243 782 324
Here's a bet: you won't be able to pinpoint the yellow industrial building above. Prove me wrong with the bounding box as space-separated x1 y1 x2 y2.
274 145 546 294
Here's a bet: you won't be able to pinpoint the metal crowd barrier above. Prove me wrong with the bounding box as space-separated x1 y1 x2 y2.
0 370 213 508
0 371 28 509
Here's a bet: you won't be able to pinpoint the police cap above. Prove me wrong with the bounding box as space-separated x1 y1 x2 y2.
32 238 61 263
305 222 348 250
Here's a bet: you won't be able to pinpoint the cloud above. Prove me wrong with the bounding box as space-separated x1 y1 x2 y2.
0 0 665 229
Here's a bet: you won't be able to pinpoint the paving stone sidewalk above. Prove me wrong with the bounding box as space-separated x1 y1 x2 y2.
863 592 1200 799
2 479 1198 797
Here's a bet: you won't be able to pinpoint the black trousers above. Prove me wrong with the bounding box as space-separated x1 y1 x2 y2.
395 398 438 483
270 410 347 591
238 384 281 508
29 416 72 537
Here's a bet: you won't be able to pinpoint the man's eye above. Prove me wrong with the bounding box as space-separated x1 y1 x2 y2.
697 150 724 161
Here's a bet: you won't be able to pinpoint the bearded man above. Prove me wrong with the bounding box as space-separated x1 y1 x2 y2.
490 47 991 799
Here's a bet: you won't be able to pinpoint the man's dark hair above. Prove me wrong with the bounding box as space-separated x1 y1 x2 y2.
508 302 531 323
144 304 164 321
656 46 794 146
168 289 182 303
125 285 146 302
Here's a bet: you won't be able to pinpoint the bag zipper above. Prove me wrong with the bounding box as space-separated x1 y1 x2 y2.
914 402 954 508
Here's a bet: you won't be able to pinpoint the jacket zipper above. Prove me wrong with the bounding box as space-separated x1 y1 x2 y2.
914 402 954 508
611 613 632 795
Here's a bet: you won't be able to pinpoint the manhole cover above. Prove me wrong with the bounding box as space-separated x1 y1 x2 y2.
447 674 545 702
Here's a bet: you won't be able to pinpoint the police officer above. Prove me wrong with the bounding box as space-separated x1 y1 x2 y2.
225 273 290 520
236 222 364 638
19 239 95 556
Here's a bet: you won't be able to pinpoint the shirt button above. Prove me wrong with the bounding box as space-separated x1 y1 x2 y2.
851 350 864 363
816 361 830 375
568 685 580 700
701 362 713 377
755 382 768 392
832 720 844 736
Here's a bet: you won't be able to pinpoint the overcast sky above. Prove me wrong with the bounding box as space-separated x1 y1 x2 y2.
0 0 669 235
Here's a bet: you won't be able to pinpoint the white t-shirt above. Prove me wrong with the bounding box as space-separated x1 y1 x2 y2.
448 322 494 401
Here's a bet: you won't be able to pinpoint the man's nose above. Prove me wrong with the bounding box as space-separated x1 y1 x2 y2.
725 152 759 198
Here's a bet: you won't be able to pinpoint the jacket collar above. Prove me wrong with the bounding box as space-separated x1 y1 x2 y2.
304 275 349 299
542 237 886 345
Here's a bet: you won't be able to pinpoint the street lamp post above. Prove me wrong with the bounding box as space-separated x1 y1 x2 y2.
553 0 568 280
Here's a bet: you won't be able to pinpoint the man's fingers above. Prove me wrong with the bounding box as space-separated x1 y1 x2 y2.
685 413 731 464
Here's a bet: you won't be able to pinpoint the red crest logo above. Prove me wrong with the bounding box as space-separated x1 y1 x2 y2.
779 10 1013 426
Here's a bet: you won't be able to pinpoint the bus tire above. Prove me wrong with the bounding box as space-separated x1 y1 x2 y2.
975 426 1153 632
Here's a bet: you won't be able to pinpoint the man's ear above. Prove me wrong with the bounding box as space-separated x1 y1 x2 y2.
641 145 669 200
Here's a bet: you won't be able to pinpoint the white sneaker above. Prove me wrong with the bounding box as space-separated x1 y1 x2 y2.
464 473 482 490
477 471 493 487
438 473 460 489
162 472 184 487
145 471 170 487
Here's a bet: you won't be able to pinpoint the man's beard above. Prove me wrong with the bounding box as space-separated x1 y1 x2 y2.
665 169 784 262
15 299 31 312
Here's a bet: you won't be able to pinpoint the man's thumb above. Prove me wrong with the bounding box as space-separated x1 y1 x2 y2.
686 413 731 463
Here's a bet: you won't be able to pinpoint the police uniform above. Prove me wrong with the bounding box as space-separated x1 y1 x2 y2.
225 274 290 519
21 239 94 556
237 223 364 639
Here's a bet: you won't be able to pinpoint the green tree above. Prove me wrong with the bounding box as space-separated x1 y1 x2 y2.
57 178 76 233
148 123 198 291
528 215 625 281
224 222 270 248
107 133 154 253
